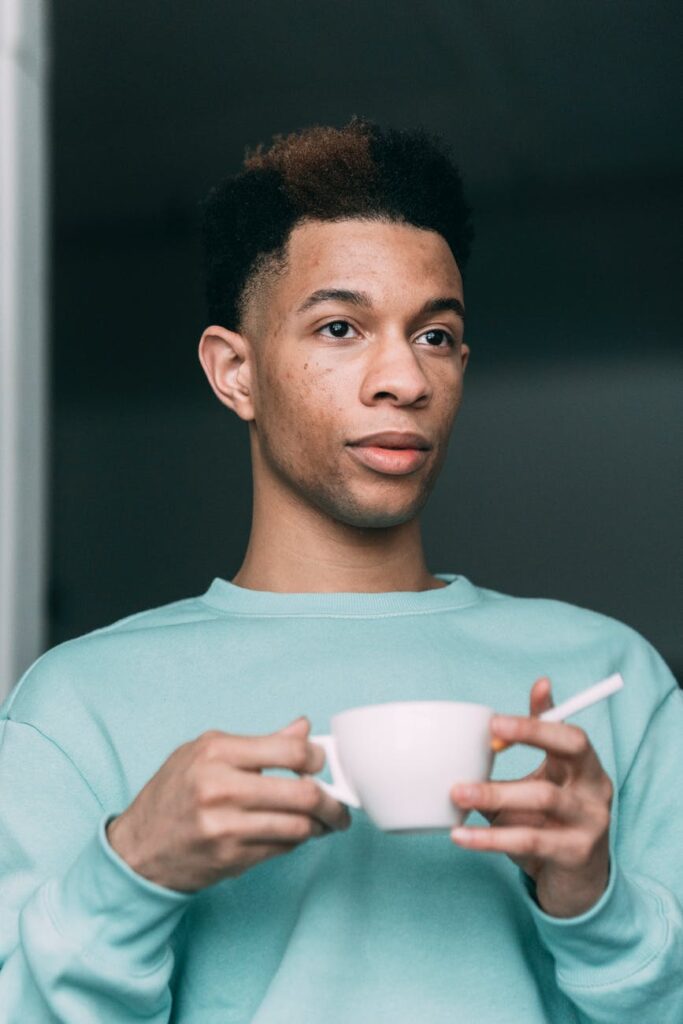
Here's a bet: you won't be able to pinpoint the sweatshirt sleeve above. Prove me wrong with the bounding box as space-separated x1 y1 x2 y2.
0 718 193 1023
516 639 683 1024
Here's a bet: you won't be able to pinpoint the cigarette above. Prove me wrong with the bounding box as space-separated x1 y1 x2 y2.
490 672 624 753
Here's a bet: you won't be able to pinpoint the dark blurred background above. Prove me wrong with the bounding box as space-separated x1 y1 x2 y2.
48 2 682 679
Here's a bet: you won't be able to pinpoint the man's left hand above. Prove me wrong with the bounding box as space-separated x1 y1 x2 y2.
450 676 613 918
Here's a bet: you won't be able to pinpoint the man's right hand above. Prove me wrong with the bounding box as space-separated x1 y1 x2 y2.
105 717 351 893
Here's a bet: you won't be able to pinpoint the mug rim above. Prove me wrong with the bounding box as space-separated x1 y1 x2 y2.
331 699 494 723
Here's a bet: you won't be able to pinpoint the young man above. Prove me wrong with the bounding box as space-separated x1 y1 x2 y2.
0 116 681 1023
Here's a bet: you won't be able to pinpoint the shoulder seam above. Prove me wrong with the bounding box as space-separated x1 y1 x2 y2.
2 644 59 717
1 718 106 812
4 598 215 713
72 596 211 639
618 682 680 795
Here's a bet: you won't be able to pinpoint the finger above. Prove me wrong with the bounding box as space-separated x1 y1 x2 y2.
451 824 571 861
278 717 310 735
222 771 351 831
451 778 581 824
493 677 553 755
202 731 326 774
239 810 331 844
490 714 595 758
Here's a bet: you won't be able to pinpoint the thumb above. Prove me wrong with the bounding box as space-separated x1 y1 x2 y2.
278 715 311 736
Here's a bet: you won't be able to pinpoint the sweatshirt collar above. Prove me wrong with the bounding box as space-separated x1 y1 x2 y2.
199 572 480 617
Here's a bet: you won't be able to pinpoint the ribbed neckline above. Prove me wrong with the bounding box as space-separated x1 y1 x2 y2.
198 572 481 618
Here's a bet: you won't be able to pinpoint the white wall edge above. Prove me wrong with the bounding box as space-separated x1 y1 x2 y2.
0 0 49 700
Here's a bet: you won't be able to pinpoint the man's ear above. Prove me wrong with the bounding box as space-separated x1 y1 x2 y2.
460 341 470 373
197 325 255 422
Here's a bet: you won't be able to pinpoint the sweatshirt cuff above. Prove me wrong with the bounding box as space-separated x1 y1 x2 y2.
44 812 194 973
518 856 671 986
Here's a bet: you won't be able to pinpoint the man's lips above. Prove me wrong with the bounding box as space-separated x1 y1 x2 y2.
346 431 432 475
348 430 431 450
345 444 430 475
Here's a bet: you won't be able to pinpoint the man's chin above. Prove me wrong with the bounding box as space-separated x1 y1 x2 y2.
269 457 436 530
324 491 431 530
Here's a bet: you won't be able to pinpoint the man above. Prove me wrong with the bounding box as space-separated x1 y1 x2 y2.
0 116 681 1023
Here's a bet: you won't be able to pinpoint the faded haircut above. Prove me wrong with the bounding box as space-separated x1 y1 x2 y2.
199 115 474 334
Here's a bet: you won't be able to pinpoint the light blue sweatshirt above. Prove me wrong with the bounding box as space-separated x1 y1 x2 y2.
1 573 682 1023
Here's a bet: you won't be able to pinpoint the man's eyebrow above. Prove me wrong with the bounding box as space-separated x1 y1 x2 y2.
295 288 465 321
417 295 466 321
296 288 373 314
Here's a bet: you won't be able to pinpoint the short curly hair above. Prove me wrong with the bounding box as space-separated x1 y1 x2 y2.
200 115 474 334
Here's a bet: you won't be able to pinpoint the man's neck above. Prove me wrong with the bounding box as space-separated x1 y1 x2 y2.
231 495 445 594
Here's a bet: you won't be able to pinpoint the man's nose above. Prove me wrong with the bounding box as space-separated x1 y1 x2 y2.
359 334 432 405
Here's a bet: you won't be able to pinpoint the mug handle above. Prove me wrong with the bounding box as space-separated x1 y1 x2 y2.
307 735 362 808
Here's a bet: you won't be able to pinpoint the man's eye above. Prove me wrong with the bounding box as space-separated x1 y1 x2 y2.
417 329 455 348
317 321 455 347
318 320 357 339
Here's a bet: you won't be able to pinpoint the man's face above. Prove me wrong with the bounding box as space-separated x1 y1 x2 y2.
247 217 469 529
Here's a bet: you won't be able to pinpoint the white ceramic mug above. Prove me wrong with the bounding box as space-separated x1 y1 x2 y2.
308 700 495 832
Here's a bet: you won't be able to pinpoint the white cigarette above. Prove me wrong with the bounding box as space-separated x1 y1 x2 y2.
538 672 624 723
